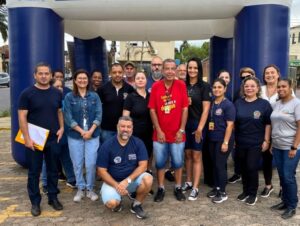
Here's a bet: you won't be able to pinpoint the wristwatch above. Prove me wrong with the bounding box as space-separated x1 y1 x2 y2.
127 177 132 184
223 141 229 145
291 146 297 151
179 129 185 134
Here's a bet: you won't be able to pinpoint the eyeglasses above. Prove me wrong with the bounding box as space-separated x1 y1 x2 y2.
152 64 162 67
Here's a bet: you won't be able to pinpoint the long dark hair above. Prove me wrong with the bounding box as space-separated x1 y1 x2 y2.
263 64 281 84
185 57 203 86
72 69 90 96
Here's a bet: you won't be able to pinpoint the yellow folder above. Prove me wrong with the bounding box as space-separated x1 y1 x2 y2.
15 123 50 151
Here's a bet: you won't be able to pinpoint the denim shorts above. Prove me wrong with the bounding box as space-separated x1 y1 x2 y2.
153 142 185 170
100 172 152 204
185 119 205 151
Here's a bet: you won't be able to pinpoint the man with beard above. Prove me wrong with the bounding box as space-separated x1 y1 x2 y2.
146 56 163 93
124 61 136 87
97 116 153 219
97 63 134 143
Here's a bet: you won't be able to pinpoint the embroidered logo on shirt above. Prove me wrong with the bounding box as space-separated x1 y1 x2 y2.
215 108 223 116
128 154 137 160
123 92 128 99
114 156 122 164
253 110 261 119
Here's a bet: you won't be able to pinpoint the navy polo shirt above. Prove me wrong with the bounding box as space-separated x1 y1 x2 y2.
208 98 236 142
235 98 272 147
97 135 148 182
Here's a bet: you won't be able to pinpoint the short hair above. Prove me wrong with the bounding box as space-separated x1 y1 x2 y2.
262 64 281 84
239 67 255 77
91 69 102 76
162 59 176 69
34 62 51 74
240 77 261 98
110 63 123 72
118 116 133 123
134 70 147 79
213 78 227 88
53 69 64 76
278 78 292 87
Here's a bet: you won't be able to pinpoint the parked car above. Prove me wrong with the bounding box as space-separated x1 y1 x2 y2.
0 72 10 87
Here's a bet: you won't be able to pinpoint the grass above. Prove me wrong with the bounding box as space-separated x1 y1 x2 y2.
0 109 10 117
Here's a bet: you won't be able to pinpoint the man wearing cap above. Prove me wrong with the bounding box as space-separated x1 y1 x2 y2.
124 61 136 87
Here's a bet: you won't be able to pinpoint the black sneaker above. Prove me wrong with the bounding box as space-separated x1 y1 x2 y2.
260 185 274 198
48 199 63 210
174 187 186 201
281 208 296 219
270 202 287 211
31 204 41 217
212 191 228 204
182 182 193 193
165 169 175 182
245 196 257 206
237 192 249 202
154 188 165 202
42 186 48 194
112 201 123 212
130 203 148 219
66 181 77 189
228 174 241 184
207 188 218 198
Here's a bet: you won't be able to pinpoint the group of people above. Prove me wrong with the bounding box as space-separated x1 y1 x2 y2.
18 57 300 220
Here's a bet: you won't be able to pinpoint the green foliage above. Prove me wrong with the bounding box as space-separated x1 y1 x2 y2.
175 41 209 63
0 109 10 117
0 4 8 42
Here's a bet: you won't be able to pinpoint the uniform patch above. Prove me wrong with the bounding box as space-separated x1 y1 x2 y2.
253 110 261 119
114 156 122 164
215 108 223 116
128 154 137 160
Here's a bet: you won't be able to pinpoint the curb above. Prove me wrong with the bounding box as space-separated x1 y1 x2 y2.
0 128 11 131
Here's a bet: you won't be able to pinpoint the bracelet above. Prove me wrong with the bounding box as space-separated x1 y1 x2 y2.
223 141 229 145
179 129 185 134
264 140 270 144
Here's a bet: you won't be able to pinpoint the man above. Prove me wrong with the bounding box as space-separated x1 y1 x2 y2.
97 63 134 143
90 69 103 91
97 116 153 219
18 63 64 216
124 61 136 87
148 59 189 202
176 64 187 81
146 56 163 93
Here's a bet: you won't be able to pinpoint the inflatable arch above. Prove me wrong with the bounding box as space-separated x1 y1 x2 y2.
7 0 291 167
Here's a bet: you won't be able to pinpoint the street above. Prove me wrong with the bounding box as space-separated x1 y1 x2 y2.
0 86 10 112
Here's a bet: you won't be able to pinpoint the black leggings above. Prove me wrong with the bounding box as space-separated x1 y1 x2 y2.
262 149 273 186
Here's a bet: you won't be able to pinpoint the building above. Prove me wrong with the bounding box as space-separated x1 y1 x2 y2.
289 25 300 87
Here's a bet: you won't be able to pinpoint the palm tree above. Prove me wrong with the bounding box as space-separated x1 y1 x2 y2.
0 3 8 42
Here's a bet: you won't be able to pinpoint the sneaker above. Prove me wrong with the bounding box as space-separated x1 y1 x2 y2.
130 203 148 219
260 185 274 198
73 189 85 202
237 192 249 202
112 201 123 212
212 191 228 204
42 186 48 194
165 169 175 182
148 189 154 195
182 182 193 193
188 188 199 201
228 174 241 184
66 181 77 189
174 187 186 201
207 188 218 198
154 188 165 202
245 196 258 206
86 190 99 201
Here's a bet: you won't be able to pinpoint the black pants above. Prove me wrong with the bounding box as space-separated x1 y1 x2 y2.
209 141 232 192
26 140 60 205
232 147 241 175
237 145 261 196
262 149 273 186
203 137 214 187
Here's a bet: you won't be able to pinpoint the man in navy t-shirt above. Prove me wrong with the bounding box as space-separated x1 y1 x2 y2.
97 116 153 219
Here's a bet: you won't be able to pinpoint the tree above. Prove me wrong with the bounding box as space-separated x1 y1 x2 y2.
175 41 209 63
0 3 7 42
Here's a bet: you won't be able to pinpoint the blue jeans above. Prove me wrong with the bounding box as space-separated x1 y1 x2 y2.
100 129 116 144
153 142 185 169
26 140 60 205
273 147 300 209
41 142 76 186
68 136 99 190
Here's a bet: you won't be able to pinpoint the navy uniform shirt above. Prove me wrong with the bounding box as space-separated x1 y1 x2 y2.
97 81 134 131
97 135 148 182
235 98 272 147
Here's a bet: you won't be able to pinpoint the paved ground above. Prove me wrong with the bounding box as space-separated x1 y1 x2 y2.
0 118 300 225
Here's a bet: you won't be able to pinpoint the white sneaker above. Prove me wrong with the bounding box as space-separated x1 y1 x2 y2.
73 190 85 202
86 190 99 201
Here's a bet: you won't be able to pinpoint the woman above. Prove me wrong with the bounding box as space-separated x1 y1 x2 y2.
235 77 272 206
64 69 102 203
207 78 235 204
90 69 103 91
259 64 281 198
123 71 153 173
270 79 300 219
182 57 211 201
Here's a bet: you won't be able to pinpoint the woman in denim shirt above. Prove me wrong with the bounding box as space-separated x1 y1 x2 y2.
64 69 102 203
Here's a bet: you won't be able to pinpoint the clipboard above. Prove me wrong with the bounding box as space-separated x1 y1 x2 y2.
15 123 50 151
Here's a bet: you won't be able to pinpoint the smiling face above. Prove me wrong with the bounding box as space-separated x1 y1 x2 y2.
117 119 133 141
74 73 89 90
243 79 259 98
91 71 102 87
277 80 292 99
264 66 280 85
212 81 226 98
134 72 147 89
162 61 177 82
111 65 124 84
187 61 198 80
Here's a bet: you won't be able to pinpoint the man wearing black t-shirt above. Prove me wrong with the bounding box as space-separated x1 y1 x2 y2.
18 63 64 216
97 63 134 143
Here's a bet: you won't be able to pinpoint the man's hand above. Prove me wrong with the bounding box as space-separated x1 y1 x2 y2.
175 130 183 143
157 129 166 143
115 180 129 196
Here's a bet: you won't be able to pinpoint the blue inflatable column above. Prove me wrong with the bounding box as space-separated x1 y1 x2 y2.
74 37 109 81
209 36 234 100
9 8 64 167
234 4 289 91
